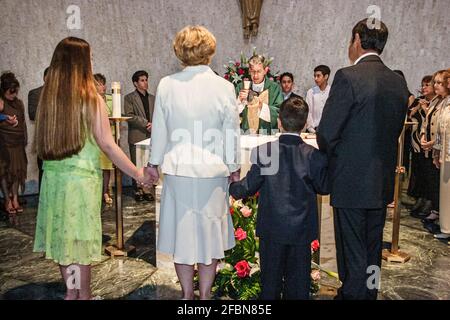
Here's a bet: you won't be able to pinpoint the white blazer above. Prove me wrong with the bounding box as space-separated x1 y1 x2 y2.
149 65 241 178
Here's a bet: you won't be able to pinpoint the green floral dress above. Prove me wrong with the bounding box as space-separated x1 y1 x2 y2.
33 137 102 265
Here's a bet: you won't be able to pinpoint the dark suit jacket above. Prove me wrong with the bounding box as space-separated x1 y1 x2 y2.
124 90 155 145
316 55 409 209
229 134 329 245
28 86 43 121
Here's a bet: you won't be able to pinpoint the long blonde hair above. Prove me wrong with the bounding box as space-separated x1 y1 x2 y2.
36 37 99 160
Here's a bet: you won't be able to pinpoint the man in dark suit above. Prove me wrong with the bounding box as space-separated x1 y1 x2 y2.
279 72 302 101
28 67 49 191
230 96 329 300
124 70 155 202
316 19 410 300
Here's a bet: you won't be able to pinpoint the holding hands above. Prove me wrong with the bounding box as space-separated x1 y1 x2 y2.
135 165 158 187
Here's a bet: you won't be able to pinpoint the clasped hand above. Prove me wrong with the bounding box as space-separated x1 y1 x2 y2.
136 166 159 187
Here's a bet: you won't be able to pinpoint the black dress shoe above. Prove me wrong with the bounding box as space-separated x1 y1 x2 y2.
410 198 425 213
135 193 145 202
143 193 155 202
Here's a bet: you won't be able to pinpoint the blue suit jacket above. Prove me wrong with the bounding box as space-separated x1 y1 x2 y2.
229 134 329 245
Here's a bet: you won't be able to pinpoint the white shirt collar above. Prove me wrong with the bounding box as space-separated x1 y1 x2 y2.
281 132 300 137
183 65 212 73
353 52 380 65
252 80 265 93
283 91 292 100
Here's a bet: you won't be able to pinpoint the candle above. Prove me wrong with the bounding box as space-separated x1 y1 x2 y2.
112 82 121 118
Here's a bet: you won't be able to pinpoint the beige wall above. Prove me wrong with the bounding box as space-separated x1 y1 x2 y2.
0 0 448 194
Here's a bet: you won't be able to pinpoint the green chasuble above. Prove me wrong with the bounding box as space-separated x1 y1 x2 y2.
236 77 283 135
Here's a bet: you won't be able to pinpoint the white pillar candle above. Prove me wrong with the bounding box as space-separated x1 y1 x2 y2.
112 82 122 118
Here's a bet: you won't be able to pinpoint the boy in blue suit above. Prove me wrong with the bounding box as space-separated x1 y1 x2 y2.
229 96 329 300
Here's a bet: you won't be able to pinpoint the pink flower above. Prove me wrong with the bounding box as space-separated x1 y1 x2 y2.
255 192 260 198
269 77 274 81
311 240 320 252
234 260 251 278
235 62 241 67
240 206 252 218
224 74 229 80
234 228 247 241
238 68 245 75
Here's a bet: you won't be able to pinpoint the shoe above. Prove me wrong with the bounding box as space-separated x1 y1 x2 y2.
410 198 425 213
411 200 432 218
433 233 450 240
421 211 439 223
423 222 441 234
143 193 155 202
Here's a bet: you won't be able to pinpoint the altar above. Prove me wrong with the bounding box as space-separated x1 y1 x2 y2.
135 133 319 176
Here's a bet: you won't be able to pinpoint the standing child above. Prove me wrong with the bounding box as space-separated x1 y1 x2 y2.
229 96 329 300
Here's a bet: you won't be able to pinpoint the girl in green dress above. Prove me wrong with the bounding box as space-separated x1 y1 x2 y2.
34 37 150 300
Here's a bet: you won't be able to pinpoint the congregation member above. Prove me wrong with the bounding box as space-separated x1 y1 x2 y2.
230 96 329 300
431 69 450 240
236 55 283 134
94 73 114 206
417 70 450 221
279 72 301 101
0 72 28 220
33 37 149 300
28 67 49 190
146 25 240 300
124 70 155 202
305 65 331 133
317 18 410 300
408 76 436 219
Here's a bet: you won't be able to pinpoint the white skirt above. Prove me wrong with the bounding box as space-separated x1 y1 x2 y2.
157 175 236 265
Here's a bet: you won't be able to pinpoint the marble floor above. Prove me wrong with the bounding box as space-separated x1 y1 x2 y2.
0 189 449 300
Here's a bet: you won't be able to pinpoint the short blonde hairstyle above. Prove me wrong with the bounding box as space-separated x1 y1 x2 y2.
173 26 216 66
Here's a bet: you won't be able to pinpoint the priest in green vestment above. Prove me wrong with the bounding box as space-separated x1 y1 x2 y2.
236 55 283 135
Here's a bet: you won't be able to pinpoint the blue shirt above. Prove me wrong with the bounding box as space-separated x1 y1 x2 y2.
0 113 8 122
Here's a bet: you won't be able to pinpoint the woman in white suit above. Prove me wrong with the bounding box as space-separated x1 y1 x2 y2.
145 26 241 300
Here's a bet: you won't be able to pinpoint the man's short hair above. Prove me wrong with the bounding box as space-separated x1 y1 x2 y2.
94 73 106 85
279 96 309 132
351 18 389 55
314 65 331 77
280 72 294 82
132 70 149 84
422 75 433 84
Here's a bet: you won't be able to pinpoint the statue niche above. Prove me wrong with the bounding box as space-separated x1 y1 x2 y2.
240 0 263 39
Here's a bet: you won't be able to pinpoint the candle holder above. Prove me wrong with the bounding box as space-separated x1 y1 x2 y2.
382 121 414 263
104 116 136 257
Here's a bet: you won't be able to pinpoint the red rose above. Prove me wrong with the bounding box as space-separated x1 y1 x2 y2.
235 62 240 67
238 68 245 75
234 260 251 278
255 191 260 198
229 207 234 215
224 74 229 80
234 228 247 241
311 240 320 252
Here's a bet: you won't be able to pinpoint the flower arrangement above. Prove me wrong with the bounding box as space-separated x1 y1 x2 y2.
213 193 325 300
223 48 280 88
